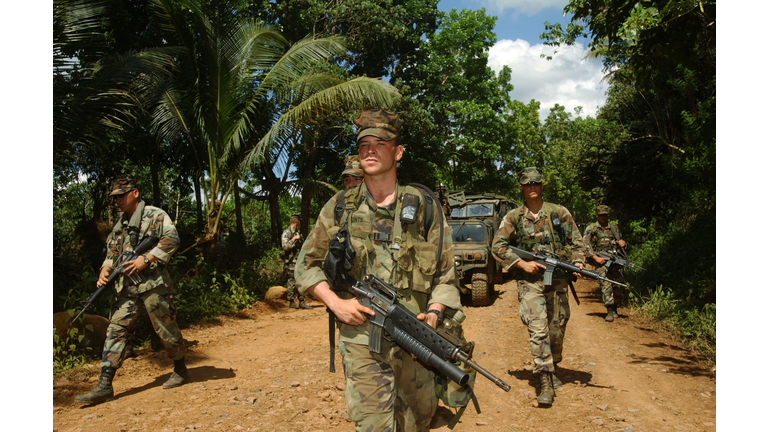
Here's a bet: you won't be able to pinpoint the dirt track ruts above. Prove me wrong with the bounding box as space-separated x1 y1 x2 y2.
53 276 716 431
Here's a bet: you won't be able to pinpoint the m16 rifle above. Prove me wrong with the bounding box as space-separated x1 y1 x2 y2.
507 245 627 288
351 274 511 392
70 235 159 326
595 248 646 272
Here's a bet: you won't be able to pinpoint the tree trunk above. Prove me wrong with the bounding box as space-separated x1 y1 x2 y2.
152 140 161 208
193 173 203 234
261 163 282 244
234 181 245 245
300 131 318 236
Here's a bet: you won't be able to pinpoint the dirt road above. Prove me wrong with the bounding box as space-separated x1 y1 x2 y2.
53 277 716 432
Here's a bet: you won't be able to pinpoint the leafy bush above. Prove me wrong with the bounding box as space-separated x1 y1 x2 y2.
53 313 100 374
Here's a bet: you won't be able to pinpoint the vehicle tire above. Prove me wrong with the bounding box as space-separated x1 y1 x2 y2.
471 272 490 306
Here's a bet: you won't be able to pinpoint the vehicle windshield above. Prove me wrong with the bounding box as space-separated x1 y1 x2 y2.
449 223 486 243
451 203 494 218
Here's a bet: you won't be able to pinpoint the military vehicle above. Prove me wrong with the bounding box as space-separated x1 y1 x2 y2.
444 191 515 306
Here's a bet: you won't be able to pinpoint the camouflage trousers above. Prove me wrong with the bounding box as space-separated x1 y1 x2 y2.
595 265 624 306
101 285 186 369
339 340 437 432
284 262 303 303
516 274 570 375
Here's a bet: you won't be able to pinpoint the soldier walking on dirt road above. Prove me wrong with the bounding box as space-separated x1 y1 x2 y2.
75 179 188 405
294 109 462 431
491 167 587 407
282 214 309 309
583 205 628 322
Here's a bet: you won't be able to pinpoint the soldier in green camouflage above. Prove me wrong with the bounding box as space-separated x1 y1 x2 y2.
295 109 462 431
491 167 587 407
75 179 187 405
281 214 309 309
583 205 627 322
342 155 364 190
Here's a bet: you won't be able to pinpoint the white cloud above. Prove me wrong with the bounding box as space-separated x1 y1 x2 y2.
488 38 609 120
468 0 568 16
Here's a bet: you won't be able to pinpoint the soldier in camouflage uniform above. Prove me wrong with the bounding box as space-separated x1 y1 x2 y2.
76 179 187 405
295 109 462 432
491 167 587 407
342 155 364 190
281 214 309 309
583 205 627 322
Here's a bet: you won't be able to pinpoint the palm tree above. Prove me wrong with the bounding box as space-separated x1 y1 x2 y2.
147 0 400 253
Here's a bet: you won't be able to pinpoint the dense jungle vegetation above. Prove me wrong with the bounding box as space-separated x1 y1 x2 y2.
53 0 715 370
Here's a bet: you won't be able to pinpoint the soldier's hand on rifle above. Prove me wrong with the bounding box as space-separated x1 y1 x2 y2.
516 260 546 275
308 281 374 326
617 240 626 248
292 234 300 242
592 255 607 265
96 267 112 287
573 262 585 278
124 255 151 276
417 304 446 329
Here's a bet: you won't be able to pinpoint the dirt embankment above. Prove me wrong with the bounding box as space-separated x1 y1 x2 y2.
53 277 715 432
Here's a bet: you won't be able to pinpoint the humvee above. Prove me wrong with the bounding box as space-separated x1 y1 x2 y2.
445 191 515 306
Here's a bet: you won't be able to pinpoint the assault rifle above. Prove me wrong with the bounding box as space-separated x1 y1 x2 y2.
70 235 159 326
595 250 646 272
508 245 627 288
352 274 511 392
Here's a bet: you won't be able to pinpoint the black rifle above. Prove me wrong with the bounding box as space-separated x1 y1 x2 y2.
70 235 159 326
352 274 511 392
508 245 627 288
596 250 646 271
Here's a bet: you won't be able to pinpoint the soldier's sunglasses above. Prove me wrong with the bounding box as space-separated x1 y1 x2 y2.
522 181 542 187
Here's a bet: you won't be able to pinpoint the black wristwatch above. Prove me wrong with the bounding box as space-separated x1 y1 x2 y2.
143 255 150 265
426 309 444 324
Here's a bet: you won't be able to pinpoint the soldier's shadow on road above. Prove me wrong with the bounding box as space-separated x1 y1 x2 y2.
113 365 237 400
506 366 603 390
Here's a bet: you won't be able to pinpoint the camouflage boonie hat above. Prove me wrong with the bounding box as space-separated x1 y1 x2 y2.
290 214 301 220
341 157 363 178
109 178 137 196
596 205 610 215
354 109 401 142
518 167 543 185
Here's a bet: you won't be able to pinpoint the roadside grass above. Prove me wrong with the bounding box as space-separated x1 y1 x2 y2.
627 284 716 366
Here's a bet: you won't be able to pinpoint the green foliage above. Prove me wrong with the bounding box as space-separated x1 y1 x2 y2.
53 313 100 374
627 286 715 364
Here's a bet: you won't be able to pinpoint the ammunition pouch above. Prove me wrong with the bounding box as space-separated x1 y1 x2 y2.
322 226 357 293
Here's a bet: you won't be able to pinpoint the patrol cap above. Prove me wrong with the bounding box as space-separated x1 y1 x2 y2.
341 156 363 178
518 167 543 185
109 178 137 196
596 205 610 215
354 109 402 142
290 214 301 220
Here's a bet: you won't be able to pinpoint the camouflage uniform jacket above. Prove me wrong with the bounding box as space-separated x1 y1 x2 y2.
101 205 180 296
583 221 622 256
281 226 302 264
491 202 586 276
295 182 461 345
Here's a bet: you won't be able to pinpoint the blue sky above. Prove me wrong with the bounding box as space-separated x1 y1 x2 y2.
438 0 609 120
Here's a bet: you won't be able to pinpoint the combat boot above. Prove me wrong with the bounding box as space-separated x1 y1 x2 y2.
75 367 115 404
552 364 563 389
612 306 620 320
163 357 189 389
298 300 312 310
537 372 555 406
289 301 299 309
604 305 615 322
